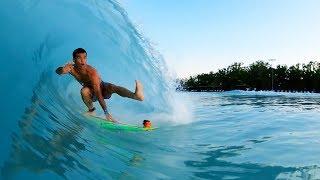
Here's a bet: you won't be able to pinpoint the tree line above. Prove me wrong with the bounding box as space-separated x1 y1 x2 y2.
178 61 320 92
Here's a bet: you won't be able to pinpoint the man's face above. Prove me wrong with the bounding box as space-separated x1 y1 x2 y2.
74 53 87 67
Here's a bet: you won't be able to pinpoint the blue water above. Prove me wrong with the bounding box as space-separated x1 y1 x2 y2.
1 0 320 179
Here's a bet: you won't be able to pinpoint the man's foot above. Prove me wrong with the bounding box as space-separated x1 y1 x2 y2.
134 80 144 101
84 108 96 116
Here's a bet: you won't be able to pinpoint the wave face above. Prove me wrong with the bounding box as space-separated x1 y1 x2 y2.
0 0 176 179
2 1 320 179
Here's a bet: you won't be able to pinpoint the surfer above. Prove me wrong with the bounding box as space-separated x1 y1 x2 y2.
55 48 144 122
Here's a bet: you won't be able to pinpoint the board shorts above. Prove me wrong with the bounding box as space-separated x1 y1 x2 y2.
91 81 114 101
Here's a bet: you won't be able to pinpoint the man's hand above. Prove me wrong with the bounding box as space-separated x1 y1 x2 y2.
56 62 73 75
63 62 74 72
64 62 73 72
106 113 117 123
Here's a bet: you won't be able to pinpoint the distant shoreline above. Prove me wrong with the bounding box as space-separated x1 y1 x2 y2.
177 88 320 94
177 61 320 94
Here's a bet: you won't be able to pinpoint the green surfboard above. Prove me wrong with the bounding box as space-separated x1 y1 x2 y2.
85 114 156 132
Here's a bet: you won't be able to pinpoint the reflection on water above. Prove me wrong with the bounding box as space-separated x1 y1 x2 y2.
204 94 320 112
185 142 320 179
183 91 320 179
3 90 320 179
185 144 295 179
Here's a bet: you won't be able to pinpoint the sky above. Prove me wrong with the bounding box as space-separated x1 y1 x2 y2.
121 0 320 78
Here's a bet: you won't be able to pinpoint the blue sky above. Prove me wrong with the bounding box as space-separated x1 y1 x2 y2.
121 0 320 78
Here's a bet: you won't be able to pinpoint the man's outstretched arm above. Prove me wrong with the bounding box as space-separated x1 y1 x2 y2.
90 71 115 122
55 63 73 75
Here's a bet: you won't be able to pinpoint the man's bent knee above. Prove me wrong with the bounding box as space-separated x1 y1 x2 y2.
81 87 92 97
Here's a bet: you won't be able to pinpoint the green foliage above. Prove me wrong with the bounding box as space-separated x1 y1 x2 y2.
180 61 320 92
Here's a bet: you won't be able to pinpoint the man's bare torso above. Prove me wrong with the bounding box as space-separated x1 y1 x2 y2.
69 65 101 87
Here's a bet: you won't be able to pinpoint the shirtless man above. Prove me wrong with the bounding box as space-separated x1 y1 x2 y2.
55 48 144 122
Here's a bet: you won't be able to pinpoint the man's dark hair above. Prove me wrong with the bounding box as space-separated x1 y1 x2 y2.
72 48 87 59
143 120 150 124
